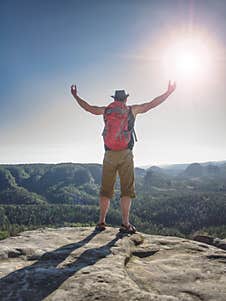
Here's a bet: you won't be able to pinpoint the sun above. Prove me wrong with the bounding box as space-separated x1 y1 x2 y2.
175 50 201 74
162 36 212 80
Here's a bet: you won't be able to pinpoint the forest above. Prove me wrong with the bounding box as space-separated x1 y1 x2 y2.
0 161 226 240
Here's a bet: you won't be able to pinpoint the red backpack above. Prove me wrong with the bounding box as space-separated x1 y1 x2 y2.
102 101 132 150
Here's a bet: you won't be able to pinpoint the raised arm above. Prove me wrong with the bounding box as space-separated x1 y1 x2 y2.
131 81 176 116
71 85 106 115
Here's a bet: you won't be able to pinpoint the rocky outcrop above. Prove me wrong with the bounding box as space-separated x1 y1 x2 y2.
183 163 204 177
0 227 226 301
193 234 226 251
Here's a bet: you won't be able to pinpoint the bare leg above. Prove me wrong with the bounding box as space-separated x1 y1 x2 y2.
120 196 132 226
98 196 110 224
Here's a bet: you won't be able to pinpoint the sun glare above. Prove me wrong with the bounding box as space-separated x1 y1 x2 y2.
162 36 213 81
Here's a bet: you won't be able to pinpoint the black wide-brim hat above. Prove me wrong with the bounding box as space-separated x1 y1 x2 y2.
111 90 129 101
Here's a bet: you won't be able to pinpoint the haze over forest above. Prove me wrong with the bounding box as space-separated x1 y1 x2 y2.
0 159 226 240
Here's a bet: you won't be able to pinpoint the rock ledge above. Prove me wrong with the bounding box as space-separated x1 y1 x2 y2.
0 227 226 301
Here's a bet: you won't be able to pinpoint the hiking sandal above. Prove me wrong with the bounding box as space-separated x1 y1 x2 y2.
95 222 107 231
119 223 136 234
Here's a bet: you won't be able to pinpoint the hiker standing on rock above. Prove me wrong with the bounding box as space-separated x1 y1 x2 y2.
71 81 176 233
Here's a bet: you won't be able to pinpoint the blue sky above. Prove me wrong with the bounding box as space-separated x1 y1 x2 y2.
1 0 226 166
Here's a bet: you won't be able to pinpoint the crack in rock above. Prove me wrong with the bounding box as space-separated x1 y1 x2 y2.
181 290 205 301
206 254 226 263
132 250 159 258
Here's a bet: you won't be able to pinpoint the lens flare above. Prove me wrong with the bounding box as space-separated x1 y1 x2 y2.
162 37 213 80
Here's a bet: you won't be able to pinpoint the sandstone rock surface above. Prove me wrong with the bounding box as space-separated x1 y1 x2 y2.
0 227 226 301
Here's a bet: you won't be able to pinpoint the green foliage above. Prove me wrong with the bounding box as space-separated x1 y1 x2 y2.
195 225 226 239
133 192 226 235
0 204 99 226
0 231 8 240
0 162 226 239
144 169 172 190
5 166 29 185
0 187 46 205
38 164 93 190
0 167 17 190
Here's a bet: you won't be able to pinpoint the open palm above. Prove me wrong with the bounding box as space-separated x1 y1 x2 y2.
167 80 176 94
71 84 77 97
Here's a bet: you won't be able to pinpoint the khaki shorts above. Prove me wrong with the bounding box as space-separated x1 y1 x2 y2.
100 149 136 199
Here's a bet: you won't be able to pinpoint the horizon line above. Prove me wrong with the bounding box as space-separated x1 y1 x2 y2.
0 158 226 168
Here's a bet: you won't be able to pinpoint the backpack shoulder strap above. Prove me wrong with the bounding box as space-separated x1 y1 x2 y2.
128 106 138 142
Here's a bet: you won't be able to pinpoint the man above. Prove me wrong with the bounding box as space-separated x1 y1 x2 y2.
71 81 176 233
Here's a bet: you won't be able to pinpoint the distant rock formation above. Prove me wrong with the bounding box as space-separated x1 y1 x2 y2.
144 167 172 189
183 163 204 177
205 164 220 176
0 227 226 301
182 163 223 178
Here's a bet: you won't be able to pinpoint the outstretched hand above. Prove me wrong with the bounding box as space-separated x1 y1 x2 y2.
167 80 176 94
71 84 77 97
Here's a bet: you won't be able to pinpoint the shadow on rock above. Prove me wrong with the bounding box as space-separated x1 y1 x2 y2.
0 230 121 301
